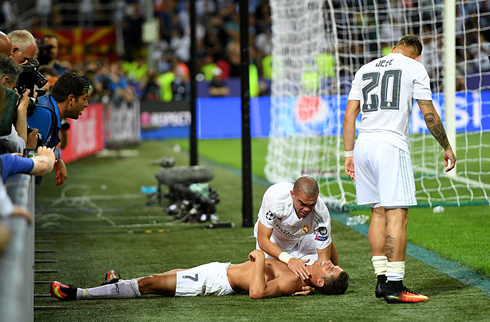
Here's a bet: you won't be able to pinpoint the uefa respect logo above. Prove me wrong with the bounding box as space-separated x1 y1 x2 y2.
140 111 191 129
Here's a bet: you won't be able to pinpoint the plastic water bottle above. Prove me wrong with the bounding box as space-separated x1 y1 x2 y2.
140 186 158 194
346 215 369 226
433 206 445 213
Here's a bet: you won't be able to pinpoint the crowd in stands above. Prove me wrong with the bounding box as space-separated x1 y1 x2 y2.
0 0 488 104
0 0 273 101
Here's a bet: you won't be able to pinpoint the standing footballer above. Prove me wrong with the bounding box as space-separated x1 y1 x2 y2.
343 34 456 303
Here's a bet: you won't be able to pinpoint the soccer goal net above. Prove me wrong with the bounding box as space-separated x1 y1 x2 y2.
265 0 490 209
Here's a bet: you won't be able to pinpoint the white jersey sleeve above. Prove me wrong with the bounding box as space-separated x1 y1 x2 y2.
257 182 293 229
412 66 432 100
312 198 332 249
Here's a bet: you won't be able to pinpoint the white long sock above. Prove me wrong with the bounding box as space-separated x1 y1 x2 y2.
76 279 142 300
372 256 388 276
386 261 405 282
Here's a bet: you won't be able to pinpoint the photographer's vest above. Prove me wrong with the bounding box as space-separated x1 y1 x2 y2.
34 95 61 148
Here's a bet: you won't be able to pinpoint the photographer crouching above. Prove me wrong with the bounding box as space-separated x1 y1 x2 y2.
27 71 91 186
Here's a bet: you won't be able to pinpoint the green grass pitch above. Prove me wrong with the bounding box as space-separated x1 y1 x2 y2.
33 139 490 321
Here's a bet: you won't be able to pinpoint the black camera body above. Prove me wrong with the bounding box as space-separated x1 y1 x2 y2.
37 43 53 66
27 126 43 148
16 58 48 93
15 58 48 116
60 118 70 131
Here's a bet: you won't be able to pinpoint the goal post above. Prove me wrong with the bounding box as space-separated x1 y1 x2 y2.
444 0 457 177
265 0 490 209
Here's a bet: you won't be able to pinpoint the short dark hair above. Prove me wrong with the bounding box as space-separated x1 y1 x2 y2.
318 271 349 295
397 34 423 56
0 53 22 86
41 34 58 44
50 71 90 102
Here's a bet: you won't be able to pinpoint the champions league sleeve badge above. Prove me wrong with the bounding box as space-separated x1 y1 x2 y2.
265 211 276 221
318 226 328 236
315 226 329 241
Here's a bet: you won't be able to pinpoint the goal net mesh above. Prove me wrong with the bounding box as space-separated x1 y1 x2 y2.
265 0 490 209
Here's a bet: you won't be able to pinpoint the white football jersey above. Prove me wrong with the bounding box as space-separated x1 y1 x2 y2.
254 182 331 251
348 52 432 152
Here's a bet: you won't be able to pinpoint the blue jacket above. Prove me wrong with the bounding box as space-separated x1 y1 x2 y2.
0 154 34 182
26 95 61 148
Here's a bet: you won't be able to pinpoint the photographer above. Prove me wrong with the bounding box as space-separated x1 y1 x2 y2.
38 66 70 150
38 35 68 75
27 71 91 186
0 31 12 56
7 30 37 65
0 54 37 154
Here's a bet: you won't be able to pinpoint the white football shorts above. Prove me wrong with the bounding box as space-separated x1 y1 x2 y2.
175 262 235 297
354 140 416 208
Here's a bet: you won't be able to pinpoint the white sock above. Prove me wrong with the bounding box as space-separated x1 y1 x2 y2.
372 256 388 276
76 279 142 300
386 261 405 282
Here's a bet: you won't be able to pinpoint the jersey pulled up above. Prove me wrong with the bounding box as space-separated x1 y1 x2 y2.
255 182 331 251
348 52 433 152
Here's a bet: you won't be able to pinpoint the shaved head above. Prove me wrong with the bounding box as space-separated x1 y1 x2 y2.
293 176 319 198
0 31 12 56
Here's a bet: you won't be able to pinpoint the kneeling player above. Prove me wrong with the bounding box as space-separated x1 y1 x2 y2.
50 250 349 300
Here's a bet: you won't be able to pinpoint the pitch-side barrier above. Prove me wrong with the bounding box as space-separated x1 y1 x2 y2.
0 174 35 321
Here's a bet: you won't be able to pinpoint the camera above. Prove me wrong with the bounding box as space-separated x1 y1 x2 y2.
15 58 48 116
27 126 43 148
60 118 70 131
37 43 53 66
16 87 42 117
16 58 48 92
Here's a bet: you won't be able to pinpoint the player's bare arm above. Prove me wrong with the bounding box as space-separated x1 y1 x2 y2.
248 250 297 299
418 100 450 148
343 100 360 180
318 240 338 266
257 222 311 280
256 222 283 259
417 99 457 171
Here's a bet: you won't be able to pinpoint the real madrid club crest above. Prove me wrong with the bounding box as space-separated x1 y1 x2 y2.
301 225 309 233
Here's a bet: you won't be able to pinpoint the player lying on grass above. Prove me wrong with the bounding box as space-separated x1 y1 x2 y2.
50 250 349 300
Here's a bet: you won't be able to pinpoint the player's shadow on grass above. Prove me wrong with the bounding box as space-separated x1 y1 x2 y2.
421 275 466 295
